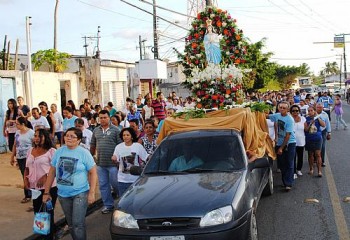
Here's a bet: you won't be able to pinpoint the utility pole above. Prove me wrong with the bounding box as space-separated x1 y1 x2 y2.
138 35 143 59
82 36 88 57
26 16 34 107
96 26 101 59
6 40 10 70
2 35 7 70
153 0 159 59
14 39 19 70
335 33 350 89
53 0 59 50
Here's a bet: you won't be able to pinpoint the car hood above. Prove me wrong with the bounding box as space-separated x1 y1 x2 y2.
118 172 243 219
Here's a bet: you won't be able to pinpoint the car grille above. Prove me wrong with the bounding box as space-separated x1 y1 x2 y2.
138 218 201 230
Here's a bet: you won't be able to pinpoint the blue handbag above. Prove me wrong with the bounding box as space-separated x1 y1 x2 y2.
33 204 51 235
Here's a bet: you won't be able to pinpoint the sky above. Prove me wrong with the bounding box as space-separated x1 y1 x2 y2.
1 0 350 75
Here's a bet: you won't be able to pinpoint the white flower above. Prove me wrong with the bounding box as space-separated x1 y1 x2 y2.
222 22 227 27
209 88 215 94
210 14 215 19
225 94 230 98
197 98 201 102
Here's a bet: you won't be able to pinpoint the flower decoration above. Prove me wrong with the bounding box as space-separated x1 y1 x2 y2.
175 6 247 78
188 63 244 109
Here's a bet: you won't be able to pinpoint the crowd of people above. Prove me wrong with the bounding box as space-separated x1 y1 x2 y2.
2 88 348 238
263 89 347 192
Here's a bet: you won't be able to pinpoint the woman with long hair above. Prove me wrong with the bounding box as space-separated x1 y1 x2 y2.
11 117 34 203
24 129 57 239
112 127 148 196
3 98 24 151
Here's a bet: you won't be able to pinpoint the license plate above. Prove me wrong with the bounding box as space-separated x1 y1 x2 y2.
150 236 185 240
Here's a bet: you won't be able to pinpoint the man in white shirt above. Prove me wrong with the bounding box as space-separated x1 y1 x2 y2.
30 107 50 130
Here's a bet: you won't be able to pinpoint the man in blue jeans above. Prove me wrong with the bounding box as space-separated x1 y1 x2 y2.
91 110 122 214
268 101 296 191
315 103 331 167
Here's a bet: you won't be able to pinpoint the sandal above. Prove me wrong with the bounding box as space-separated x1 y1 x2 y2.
318 172 323 178
308 169 314 175
21 198 31 203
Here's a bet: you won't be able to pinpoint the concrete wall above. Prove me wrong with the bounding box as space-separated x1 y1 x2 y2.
0 70 79 113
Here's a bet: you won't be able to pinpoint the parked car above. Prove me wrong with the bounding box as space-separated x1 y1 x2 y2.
110 129 273 240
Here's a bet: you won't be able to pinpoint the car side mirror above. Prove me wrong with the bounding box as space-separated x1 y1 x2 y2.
248 157 270 171
130 166 142 176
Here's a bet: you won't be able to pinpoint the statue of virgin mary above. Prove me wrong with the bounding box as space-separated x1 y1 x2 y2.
204 19 222 64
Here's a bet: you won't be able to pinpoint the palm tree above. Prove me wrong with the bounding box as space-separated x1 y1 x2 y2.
322 61 339 77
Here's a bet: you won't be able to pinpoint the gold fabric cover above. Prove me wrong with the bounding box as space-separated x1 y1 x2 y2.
157 108 276 160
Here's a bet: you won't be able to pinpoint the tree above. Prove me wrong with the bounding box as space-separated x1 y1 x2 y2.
320 61 339 77
32 49 70 72
274 64 311 89
242 38 275 90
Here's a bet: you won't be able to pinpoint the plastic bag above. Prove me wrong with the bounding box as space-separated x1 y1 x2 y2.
33 211 50 235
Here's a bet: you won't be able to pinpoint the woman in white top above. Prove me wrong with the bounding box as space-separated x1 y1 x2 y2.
142 98 154 120
290 105 306 177
11 117 35 203
112 127 148 196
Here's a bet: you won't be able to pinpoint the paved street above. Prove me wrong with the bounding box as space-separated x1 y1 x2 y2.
59 104 350 240
1 105 349 240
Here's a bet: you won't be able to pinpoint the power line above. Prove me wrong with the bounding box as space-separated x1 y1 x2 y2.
75 0 151 23
139 0 195 18
120 0 189 31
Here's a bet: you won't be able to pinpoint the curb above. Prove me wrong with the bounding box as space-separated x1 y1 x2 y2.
24 198 103 240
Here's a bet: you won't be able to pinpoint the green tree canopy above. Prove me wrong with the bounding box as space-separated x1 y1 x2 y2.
32 49 70 72
242 38 275 90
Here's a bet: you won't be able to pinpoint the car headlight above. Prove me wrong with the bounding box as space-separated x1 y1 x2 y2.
112 210 139 229
199 205 233 227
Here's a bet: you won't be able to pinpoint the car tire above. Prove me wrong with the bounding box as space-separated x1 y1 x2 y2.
262 168 273 196
248 209 258 240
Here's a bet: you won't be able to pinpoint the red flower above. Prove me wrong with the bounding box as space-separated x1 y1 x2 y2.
219 96 225 103
211 95 218 100
197 13 201 19
194 33 200 39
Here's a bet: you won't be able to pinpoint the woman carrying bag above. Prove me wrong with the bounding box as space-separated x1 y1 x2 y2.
43 127 97 240
24 128 57 239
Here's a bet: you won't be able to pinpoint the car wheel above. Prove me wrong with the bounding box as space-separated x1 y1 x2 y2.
262 168 273 196
248 210 258 240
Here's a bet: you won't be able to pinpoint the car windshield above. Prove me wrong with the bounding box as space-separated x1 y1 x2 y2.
144 135 246 174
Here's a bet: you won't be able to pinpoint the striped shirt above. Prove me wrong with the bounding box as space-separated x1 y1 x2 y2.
151 99 167 120
90 124 122 167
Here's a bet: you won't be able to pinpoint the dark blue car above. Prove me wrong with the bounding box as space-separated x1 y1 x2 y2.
110 129 273 240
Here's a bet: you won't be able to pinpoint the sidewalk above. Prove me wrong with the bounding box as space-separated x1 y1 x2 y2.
0 152 102 240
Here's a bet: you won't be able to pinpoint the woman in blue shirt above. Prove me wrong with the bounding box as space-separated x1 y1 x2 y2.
43 127 97 240
304 106 325 177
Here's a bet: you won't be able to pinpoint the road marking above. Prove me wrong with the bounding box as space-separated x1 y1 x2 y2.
325 154 350 240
